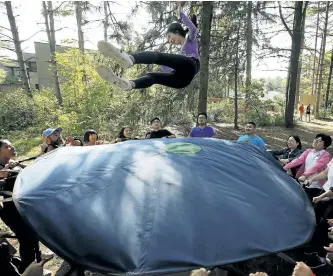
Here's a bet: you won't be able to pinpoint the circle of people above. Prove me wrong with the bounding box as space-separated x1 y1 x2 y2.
1 112 333 276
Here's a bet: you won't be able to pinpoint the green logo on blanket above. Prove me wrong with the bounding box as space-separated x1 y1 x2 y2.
165 143 201 154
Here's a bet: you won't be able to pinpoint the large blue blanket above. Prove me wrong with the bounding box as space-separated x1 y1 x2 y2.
13 138 315 274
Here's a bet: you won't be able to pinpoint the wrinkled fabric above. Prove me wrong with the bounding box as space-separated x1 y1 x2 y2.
13 138 315 275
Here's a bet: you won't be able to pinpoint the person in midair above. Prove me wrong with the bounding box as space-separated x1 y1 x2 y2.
96 1 199 91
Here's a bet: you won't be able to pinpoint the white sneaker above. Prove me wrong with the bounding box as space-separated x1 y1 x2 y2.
97 41 133 69
41 252 54 259
96 66 132 91
43 268 52 276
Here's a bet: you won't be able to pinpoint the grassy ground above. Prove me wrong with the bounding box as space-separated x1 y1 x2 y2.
2 117 333 275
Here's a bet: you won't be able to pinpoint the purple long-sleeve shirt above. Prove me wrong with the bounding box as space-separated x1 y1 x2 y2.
162 11 200 73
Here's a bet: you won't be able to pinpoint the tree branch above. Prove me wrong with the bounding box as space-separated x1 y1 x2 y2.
52 2 65 13
278 2 293 38
21 30 44 43
0 32 13 41
0 46 16 53
0 25 11 32
302 1 309 18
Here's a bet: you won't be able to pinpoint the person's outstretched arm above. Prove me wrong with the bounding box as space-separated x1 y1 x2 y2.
177 2 197 41
313 189 333 203
284 150 308 170
22 255 53 276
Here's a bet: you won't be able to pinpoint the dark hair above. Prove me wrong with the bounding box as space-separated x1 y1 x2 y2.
0 140 10 149
84 130 98 142
0 140 5 148
197 112 207 119
315 133 332 149
288 135 302 150
197 112 208 125
167 14 198 38
150 117 160 124
118 127 131 139
247 122 256 128
73 138 83 146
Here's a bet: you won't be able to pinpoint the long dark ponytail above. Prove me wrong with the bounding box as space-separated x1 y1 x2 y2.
185 15 198 34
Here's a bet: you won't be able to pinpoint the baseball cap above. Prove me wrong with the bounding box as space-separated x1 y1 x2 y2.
42 127 63 140
150 117 160 124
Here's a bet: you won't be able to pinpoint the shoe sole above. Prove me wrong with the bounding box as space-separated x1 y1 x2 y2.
97 41 132 69
304 252 317 256
96 66 131 90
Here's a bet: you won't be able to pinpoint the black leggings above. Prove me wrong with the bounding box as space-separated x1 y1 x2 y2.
311 199 333 257
131 51 199 89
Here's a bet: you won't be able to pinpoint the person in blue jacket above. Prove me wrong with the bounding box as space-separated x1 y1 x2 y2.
237 122 266 150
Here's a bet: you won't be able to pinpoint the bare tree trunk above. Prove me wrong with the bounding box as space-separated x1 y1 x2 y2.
295 9 306 107
75 1 84 53
315 34 324 103
42 1 62 106
245 1 252 103
5 1 31 93
284 2 306 128
311 2 320 96
104 1 109 41
198 1 214 114
234 25 240 130
315 1 329 118
325 46 333 109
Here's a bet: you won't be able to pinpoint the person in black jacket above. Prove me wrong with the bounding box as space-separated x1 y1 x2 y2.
270 135 303 164
145 118 176 139
0 140 41 273
270 135 304 177
115 127 138 143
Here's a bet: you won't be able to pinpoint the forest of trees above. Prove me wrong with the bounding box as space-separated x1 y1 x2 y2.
0 1 333 136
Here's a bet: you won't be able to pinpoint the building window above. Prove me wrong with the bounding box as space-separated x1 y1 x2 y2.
28 62 37 72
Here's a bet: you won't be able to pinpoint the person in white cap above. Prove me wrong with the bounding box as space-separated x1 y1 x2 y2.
40 127 63 155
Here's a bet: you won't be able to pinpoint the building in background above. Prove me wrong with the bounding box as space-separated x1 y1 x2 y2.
34 41 68 90
0 52 38 92
0 41 67 92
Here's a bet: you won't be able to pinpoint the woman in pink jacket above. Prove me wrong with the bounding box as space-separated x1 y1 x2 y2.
284 133 332 199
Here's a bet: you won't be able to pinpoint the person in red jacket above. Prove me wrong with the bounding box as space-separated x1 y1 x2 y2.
299 104 305 121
